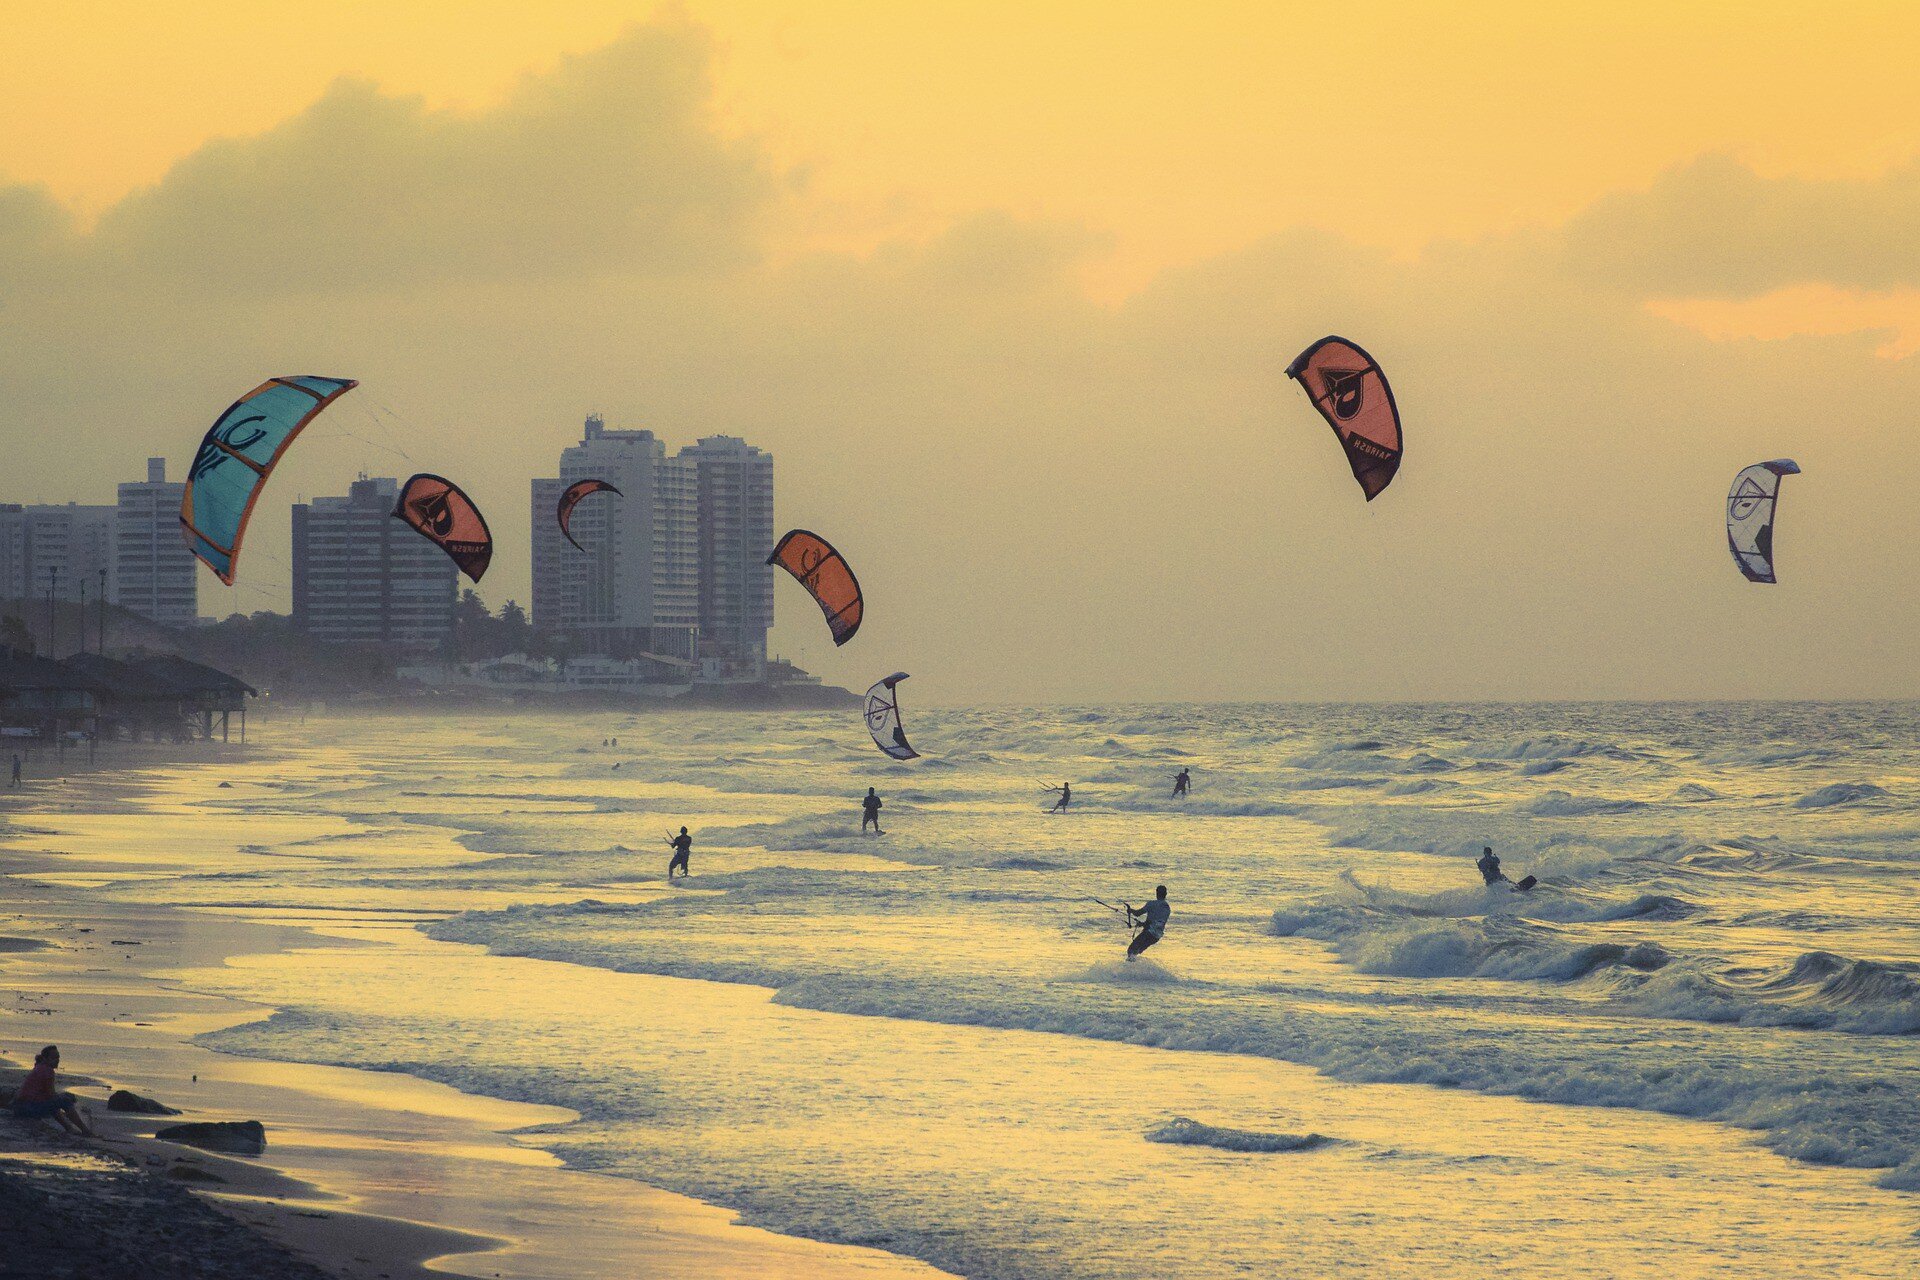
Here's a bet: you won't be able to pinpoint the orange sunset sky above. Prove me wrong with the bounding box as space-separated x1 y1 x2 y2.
3 3 1917 700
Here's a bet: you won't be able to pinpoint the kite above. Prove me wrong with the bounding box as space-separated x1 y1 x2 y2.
557 479 622 552
864 673 919 760
180 376 358 584
1727 459 1800 584
767 529 863 645
1285 336 1404 500
392 473 493 582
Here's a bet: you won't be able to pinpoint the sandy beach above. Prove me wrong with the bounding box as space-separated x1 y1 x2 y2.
0 751 950 1280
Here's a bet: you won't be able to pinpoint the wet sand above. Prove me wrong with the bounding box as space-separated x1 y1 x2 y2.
0 769 951 1280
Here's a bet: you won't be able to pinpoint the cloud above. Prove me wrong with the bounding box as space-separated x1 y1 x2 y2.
2 20 1917 701
1562 153 1920 297
73 19 774 293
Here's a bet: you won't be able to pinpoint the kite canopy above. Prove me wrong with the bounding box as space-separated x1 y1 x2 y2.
1285 336 1403 500
864 672 919 760
768 529 863 645
392 473 493 582
1727 459 1801 584
557 479 622 552
180 376 358 584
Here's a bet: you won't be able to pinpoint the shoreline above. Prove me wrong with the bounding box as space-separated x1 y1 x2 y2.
0 781 951 1280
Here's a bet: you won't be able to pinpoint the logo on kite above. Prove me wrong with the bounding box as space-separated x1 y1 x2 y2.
556 479 623 553
1323 368 1366 420
768 529 863 645
1726 459 1799 584
180 376 358 585
864 672 919 760
392 473 494 583
1284 336 1403 501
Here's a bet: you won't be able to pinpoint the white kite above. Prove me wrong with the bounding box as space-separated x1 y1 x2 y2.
1727 459 1800 584
864 673 920 760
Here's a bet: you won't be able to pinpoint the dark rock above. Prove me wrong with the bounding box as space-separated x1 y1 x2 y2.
165 1164 227 1183
154 1120 266 1155
108 1089 180 1115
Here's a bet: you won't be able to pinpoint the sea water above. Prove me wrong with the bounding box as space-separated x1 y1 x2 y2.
13 702 1920 1277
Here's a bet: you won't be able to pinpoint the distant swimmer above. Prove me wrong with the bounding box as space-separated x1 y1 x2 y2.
666 827 693 879
1124 886 1171 959
1477 847 1537 893
862 787 884 834
1172 768 1191 798
1046 782 1072 813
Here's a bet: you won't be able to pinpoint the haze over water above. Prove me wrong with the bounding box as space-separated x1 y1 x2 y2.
10 701 1920 1278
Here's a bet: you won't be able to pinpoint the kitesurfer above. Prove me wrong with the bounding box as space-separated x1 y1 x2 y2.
666 827 693 879
1477 847 1507 886
862 787 884 834
9 753 20 787
1047 782 1072 813
1172 768 1191 798
1477 847 1536 892
1124 887 1171 959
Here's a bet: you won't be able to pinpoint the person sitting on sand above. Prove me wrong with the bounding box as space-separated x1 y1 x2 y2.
666 827 693 879
1047 782 1072 813
1172 768 1191 798
10 1045 96 1136
1124 886 1171 960
1477 847 1508 886
862 787 884 834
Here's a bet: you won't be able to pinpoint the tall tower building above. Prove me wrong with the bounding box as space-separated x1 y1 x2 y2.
529 416 697 657
676 435 774 673
113 457 197 628
291 476 456 647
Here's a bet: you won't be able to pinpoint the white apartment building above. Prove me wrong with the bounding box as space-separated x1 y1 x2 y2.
113 457 197 628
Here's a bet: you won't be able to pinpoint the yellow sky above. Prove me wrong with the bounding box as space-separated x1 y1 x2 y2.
7 1 1920 291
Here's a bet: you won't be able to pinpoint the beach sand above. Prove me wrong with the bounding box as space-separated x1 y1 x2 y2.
1 766 950 1280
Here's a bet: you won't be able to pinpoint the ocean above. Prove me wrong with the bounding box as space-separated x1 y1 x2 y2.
22 701 1920 1277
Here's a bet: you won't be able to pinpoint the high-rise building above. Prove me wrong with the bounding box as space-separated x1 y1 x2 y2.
529 416 698 658
113 457 197 628
291 477 456 647
679 435 774 675
0 502 114 609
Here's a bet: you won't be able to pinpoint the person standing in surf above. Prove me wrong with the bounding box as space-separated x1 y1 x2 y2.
666 827 693 879
1171 768 1191 798
1046 782 1072 813
1124 886 1170 959
862 787 884 834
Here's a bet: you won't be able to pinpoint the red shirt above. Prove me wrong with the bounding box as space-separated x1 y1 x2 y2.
15 1060 55 1103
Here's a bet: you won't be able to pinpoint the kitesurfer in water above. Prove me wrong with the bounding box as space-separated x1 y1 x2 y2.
1477 847 1536 892
1172 768 1191 798
1477 847 1507 886
862 787 884 834
1047 782 1072 813
1124 886 1170 959
666 827 693 879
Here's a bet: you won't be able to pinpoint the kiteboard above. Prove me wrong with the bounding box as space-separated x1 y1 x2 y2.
1512 875 1538 892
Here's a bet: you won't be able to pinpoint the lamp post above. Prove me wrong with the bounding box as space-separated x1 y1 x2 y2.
98 567 107 654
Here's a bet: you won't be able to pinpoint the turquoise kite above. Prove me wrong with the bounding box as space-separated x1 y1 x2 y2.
180 376 357 584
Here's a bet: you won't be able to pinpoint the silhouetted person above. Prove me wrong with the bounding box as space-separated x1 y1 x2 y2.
10 1045 95 1136
862 787 884 834
1125 886 1170 959
9 753 19 787
1172 768 1190 798
667 827 693 879
1477 847 1507 886
1047 782 1072 813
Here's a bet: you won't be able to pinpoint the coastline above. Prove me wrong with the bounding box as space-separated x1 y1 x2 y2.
0 772 950 1280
